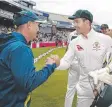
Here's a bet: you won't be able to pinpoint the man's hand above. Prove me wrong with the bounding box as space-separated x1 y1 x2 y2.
45 55 60 67
45 57 56 65
89 70 98 85
50 55 60 67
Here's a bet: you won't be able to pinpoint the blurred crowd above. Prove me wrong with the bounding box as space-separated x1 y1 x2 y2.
37 30 70 42
0 25 15 34
0 25 71 43
0 24 112 43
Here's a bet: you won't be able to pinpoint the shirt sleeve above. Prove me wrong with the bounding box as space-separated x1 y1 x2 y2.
105 36 112 72
56 40 76 70
9 45 56 92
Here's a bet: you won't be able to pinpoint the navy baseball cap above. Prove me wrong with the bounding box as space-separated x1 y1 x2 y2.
68 9 93 23
13 10 45 26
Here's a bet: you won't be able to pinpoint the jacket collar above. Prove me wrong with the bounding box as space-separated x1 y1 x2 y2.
12 32 27 44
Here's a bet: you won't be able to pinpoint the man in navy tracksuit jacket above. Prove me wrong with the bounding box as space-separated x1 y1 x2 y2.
0 11 60 107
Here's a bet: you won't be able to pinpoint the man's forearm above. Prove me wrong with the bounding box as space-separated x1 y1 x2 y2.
56 59 70 70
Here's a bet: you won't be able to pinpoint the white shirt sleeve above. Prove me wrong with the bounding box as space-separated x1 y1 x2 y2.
105 36 112 71
56 40 76 70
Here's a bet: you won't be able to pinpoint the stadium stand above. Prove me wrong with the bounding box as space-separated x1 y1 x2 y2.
0 0 74 48
0 0 100 48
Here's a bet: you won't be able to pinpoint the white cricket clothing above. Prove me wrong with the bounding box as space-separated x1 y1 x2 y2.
57 29 112 107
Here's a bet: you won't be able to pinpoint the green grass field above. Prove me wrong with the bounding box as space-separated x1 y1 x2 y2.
31 47 77 107
32 47 52 58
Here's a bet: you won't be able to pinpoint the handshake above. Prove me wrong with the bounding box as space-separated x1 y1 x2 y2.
45 55 60 67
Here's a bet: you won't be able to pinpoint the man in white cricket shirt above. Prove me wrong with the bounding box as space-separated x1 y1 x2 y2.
52 9 112 107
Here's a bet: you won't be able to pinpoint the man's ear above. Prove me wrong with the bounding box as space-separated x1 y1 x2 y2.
27 21 32 29
85 20 90 24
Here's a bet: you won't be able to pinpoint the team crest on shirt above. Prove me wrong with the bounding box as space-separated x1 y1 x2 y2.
93 42 101 51
76 45 84 51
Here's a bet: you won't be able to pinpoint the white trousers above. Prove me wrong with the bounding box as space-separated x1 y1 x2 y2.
64 63 80 107
76 78 95 107
77 98 94 107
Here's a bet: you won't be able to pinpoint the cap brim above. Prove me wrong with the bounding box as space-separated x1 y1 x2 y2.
68 15 78 20
68 15 75 20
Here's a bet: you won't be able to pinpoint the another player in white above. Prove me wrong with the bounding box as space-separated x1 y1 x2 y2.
64 31 80 107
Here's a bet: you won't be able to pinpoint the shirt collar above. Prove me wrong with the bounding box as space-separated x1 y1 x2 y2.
81 29 96 39
12 32 27 44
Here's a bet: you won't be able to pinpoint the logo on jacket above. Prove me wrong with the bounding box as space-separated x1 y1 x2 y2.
93 42 100 51
76 45 84 51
